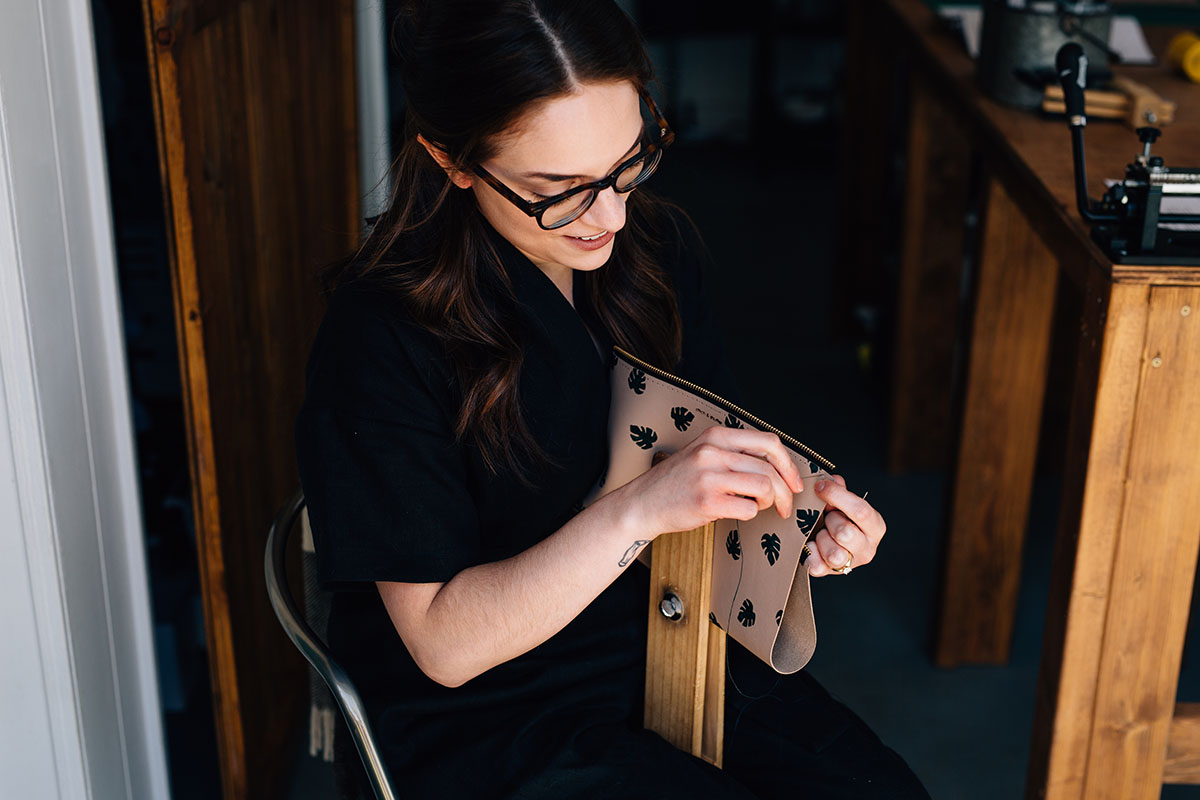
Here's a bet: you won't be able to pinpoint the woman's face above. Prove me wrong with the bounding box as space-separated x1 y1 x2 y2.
468 80 645 282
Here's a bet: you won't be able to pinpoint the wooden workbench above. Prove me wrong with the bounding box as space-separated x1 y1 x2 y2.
838 1 1200 797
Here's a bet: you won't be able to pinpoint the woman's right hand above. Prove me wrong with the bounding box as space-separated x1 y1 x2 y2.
616 426 806 537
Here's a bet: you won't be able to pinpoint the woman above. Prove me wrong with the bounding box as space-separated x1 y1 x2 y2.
295 1 928 797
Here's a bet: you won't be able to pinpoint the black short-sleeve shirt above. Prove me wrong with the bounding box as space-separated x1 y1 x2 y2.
294 206 740 781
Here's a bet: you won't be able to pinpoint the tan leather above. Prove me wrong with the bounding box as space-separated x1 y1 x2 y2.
584 349 831 673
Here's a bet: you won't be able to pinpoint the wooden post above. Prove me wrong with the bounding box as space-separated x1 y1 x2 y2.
935 173 1060 666
644 524 725 767
888 72 972 474
1028 282 1200 799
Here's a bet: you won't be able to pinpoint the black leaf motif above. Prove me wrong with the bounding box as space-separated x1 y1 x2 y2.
629 425 658 450
723 413 744 429
670 406 694 432
737 598 756 627
760 533 781 566
628 368 647 394
796 508 821 535
708 612 723 630
725 528 741 560
808 460 821 474
776 609 783 626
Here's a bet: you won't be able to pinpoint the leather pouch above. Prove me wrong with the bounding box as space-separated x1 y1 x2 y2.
583 347 838 674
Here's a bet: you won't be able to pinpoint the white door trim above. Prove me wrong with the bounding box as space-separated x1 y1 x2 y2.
0 1 170 798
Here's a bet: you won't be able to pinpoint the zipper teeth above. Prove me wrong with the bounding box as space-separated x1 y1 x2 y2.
614 346 837 473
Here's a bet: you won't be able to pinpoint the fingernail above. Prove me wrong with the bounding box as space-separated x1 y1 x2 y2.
835 528 854 545
827 551 845 567
816 481 828 493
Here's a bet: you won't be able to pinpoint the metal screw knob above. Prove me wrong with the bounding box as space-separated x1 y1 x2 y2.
1136 126 1162 145
660 592 683 621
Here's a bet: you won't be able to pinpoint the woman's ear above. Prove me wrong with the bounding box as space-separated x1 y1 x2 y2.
417 134 473 189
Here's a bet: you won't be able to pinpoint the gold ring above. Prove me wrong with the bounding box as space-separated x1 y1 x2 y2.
834 552 854 575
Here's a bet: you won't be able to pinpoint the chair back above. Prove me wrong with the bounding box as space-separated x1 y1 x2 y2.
264 487 399 800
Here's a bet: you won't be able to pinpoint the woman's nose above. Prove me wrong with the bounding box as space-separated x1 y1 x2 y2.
581 186 626 231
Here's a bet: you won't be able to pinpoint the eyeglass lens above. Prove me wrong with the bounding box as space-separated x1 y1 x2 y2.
541 149 663 229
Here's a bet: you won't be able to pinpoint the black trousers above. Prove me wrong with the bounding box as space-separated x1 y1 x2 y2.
335 641 928 799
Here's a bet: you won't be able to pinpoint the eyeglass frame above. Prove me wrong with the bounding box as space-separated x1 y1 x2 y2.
470 91 675 231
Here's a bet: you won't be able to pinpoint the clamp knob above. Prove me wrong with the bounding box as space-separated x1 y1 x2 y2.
659 592 683 621
1136 126 1162 145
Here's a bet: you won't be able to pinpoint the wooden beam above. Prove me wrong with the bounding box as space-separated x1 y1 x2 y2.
1079 285 1200 798
888 72 972 474
140 1 360 796
645 524 726 766
1028 283 1200 799
1026 273 1148 800
935 173 1060 666
831 0 903 339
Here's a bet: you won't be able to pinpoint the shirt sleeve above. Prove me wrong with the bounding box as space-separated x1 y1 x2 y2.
663 207 746 407
294 286 483 588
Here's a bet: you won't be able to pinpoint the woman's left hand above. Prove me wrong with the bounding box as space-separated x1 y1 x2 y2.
806 475 886 577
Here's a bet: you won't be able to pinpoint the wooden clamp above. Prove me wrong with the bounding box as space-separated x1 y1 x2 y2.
644 523 726 767
1043 76 1176 128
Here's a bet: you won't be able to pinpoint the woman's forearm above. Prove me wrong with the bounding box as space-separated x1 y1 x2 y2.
380 482 655 687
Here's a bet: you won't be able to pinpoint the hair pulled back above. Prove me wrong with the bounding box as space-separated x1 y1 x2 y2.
330 0 683 481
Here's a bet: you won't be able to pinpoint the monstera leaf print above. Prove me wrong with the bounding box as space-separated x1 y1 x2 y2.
723 413 744 429
629 425 658 450
709 611 723 630
737 598 756 627
725 528 741 560
776 609 783 626
796 508 821 535
760 533 781 566
670 406 694 432
808 460 821 474
628 368 647 394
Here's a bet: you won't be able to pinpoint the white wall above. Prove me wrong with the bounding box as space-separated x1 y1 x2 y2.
0 1 169 798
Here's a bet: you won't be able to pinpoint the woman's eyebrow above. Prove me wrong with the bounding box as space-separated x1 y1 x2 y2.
520 134 643 182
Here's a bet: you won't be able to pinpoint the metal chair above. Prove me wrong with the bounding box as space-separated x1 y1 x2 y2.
266 486 724 797
264 487 398 800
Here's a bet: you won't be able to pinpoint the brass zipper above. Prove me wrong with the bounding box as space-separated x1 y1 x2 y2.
613 346 837 473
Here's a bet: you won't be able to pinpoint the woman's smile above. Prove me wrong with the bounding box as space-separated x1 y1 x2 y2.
564 229 615 251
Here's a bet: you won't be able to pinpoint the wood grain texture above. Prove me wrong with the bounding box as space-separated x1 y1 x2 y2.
645 524 725 764
141 1 360 797
1081 285 1200 798
1027 276 1149 800
1028 284 1200 799
1164 704 1200 784
935 174 1060 666
888 73 972 474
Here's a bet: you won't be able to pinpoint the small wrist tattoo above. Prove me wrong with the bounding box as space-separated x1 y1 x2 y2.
618 539 651 567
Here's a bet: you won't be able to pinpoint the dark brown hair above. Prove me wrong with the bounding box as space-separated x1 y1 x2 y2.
326 0 683 480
